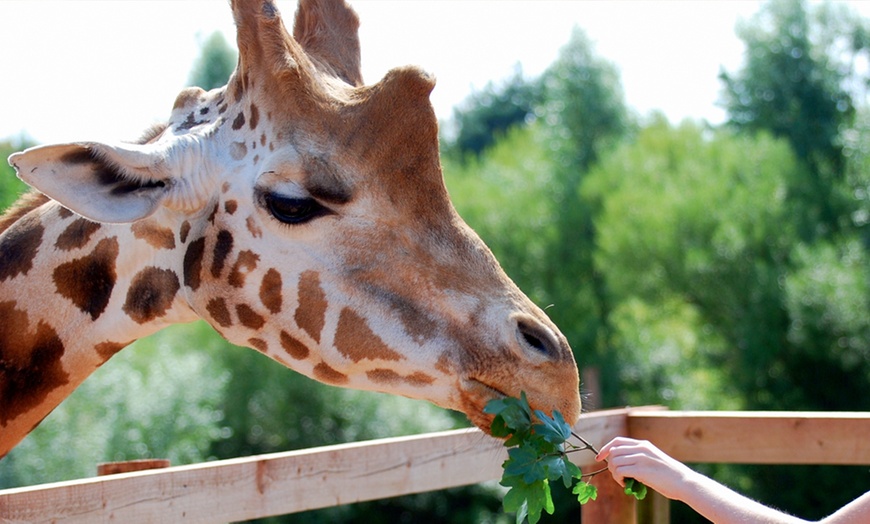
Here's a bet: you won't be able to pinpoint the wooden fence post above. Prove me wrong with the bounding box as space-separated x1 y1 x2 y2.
637 490 670 524
580 465 636 524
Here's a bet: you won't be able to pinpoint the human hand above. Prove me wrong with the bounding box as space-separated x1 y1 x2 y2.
595 437 695 501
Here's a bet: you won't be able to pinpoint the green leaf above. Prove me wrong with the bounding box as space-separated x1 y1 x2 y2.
505 445 548 484
573 480 598 505
624 478 648 500
483 397 511 416
501 475 553 524
532 409 572 445
485 394 533 443
566 459 582 480
535 454 573 488
490 414 512 438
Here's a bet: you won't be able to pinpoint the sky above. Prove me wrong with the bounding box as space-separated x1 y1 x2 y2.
0 1 866 146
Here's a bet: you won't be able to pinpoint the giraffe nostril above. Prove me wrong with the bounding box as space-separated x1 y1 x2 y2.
516 318 559 359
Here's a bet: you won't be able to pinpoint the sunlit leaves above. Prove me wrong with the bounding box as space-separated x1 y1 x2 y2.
572 481 598 504
486 394 644 523
624 478 648 500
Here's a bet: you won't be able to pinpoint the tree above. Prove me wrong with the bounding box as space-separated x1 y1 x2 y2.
536 26 630 381
586 116 870 521
585 118 797 408
0 137 36 210
446 66 542 159
540 27 629 175
720 0 865 239
188 32 237 90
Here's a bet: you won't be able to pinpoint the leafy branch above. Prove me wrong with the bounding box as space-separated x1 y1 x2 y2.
483 393 646 523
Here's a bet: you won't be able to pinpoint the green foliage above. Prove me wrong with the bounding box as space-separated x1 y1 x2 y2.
572 481 597 505
540 26 629 174
536 26 631 370
444 27 632 375
188 32 237 90
0 138 36 210
623 478 647 500
720 0 864 238
585 119 798 408
0 322 229 488
443 123 559 305
484 394 645 523
446 67 542 158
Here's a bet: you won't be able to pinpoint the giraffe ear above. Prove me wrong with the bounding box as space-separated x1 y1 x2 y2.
8 142 173 224
293 0 363 86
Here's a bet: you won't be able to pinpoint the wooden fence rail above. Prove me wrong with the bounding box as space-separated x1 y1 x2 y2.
2 408 869 523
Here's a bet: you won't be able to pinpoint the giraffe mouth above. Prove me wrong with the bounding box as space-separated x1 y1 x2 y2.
459 378 508 434
465 378 508 400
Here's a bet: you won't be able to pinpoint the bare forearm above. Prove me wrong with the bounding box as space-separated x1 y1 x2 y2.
676 469 809 524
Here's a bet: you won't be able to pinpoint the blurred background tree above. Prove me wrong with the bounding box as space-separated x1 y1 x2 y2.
0 137 34 210
188 32 238 91
2 0 869 522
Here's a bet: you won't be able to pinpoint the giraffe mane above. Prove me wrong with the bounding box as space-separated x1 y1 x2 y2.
0 190 50 235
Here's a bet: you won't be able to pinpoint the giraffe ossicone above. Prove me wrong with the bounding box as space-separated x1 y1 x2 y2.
0 0 580 459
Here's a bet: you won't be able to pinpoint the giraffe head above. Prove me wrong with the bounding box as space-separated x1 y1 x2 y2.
8 0 580 432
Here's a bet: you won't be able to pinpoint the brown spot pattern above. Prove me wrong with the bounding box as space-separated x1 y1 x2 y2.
57 207 74 219
183 237 206 290
246 216 263 238
236 304 265 329
206 297 232 327
232 112 246 130
248 338 268 353
131 222 176 250
224 200 238 215
0 214 44 282
211 230 234 278
334 308 403 362
0 301 69 426
295 271 327 343
367 369 436 387
259 268 282 313
435 353 453 375
53 237 119 320
55 218 101 251
280 330 309 360
95 340 130 362
123 267 180 324
249 103 260 129
230 142 248 161
228 250 259 288
207 203 219 224
180 221 191 244
313 362 348 385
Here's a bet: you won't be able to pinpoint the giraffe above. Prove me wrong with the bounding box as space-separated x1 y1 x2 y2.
0 0 580 459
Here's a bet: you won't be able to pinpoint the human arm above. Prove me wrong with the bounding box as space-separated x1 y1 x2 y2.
819 490 870 524
595 437 809 524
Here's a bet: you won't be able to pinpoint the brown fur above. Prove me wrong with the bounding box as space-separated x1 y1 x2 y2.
295 270 327 343
259 268 283 313
52 237 119 320
56 218 102 251
334 308 403 362
280 330 310 360
0 301 68 427
123 267 181 324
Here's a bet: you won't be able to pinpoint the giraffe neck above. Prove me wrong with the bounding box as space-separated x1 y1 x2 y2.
0 198 197 458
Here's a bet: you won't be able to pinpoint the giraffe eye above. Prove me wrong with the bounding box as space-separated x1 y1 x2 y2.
264 193 327 225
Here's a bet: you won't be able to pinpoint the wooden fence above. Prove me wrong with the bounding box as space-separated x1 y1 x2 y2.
2 407 870 523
